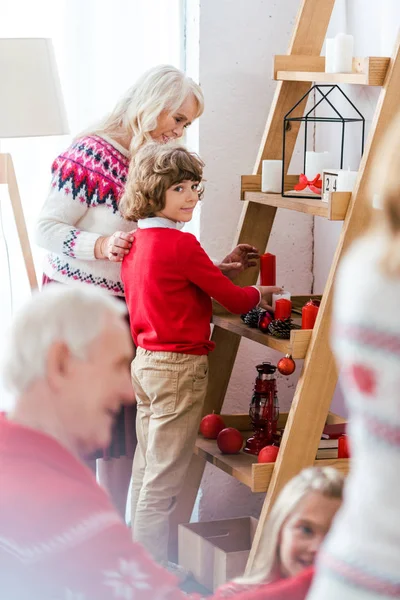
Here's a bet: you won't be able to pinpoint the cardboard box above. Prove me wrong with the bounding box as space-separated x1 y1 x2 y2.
178 516 258 591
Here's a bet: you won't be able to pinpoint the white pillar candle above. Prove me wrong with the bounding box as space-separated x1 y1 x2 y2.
336 169 358 192
333 33 354 73
325 38 335 73
305 151 332 180
262 160 283 193
272 290 291 311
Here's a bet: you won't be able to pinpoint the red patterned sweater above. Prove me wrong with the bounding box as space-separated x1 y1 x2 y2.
0 415 194 599
36 135 135 296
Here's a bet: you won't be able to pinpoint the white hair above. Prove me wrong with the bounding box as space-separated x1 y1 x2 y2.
2 284 127 395
79 64 204 155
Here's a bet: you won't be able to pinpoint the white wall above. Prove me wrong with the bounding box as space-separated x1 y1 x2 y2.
192 0 314 521
313 0 400 294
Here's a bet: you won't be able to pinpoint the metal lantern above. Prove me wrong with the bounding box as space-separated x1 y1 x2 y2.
282 84 365 199
244 362 279 456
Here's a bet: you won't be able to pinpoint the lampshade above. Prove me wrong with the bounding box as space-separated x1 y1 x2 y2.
0 38 69 138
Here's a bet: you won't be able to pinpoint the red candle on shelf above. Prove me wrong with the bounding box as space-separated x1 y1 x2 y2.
301 299 320 329
338 434 350 459
260 253 276 286
274 298 292 320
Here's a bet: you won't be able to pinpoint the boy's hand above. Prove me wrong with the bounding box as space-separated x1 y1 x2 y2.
257 286 283 311
218 244 259 280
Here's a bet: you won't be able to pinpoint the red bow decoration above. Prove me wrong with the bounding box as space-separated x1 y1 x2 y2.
294 173 322 195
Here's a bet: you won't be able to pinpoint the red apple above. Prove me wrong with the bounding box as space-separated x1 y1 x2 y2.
217 428 243 454
200 413 225 439
258 445 279 463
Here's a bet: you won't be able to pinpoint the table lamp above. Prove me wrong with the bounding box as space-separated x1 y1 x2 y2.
0 38 69 290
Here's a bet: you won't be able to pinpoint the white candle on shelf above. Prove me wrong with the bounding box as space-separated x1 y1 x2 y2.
325 38 335 73
305 151 332 180
262 160 282 193
272 290 291 312
336 169 358 192
333 33 354 73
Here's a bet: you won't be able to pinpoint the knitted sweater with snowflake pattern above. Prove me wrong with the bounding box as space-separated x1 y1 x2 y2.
308 235 400 600
36 135 135 296
0 415 198 600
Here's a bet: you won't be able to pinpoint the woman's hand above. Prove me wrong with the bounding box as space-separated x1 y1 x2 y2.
218 244 259 280
257 286 283 311
95 231 134 262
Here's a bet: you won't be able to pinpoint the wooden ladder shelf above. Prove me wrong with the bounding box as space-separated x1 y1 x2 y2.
171 0 400 576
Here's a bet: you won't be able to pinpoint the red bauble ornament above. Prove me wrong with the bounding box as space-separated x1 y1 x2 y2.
217 428 243 454
258 311 273 333
277 354 296 376
258 445 279 463
200 413 225 439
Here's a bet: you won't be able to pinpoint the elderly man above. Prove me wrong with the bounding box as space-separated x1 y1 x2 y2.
0 284 189 599
0 284 318 600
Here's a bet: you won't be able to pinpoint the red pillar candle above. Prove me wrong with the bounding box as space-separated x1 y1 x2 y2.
338 434 350 459
260 253 276 286
274 298 292 320
301 300 320 329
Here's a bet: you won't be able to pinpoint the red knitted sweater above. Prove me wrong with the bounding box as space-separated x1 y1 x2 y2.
0 415 193 599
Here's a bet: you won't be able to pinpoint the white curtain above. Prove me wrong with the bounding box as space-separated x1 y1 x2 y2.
0 0 183 409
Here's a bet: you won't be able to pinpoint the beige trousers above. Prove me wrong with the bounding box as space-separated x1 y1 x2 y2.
130 348 208 563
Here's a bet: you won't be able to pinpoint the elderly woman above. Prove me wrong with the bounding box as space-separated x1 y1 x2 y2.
35 64 258 518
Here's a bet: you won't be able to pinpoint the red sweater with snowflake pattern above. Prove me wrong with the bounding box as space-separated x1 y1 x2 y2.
121 225 260 354
0 415 197 600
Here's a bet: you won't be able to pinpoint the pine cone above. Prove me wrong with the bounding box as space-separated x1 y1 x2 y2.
241 307 264 328
266 318 294 339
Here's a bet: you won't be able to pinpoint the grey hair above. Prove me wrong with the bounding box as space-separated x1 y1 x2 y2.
79 64 204 155
2 284 127 395
240 466 344 584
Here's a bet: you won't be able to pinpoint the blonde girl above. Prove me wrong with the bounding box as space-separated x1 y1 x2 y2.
214 466 344 598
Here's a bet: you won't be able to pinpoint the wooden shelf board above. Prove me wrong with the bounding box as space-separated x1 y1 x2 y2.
273 55 390 86
277 70 369 85
252 457 350 493
244 190 351 221
212 313 311 359
194 434 256 489
195 434 350 493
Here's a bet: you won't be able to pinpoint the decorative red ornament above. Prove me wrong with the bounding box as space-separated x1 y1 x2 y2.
277 354 296 376
274 298 292 320
294 173 323 195
258 445 279 463
260 253 276 286
217 428 243 454
258 311 273 333
200 413 225 439
301 299 320 329
338 434 350 459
